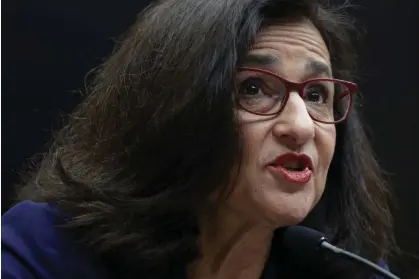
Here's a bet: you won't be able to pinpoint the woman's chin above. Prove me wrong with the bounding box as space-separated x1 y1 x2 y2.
255 183 321 228
261 199 317 228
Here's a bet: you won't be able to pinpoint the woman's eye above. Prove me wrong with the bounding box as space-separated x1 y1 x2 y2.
305 85 329 103
238 78 264 96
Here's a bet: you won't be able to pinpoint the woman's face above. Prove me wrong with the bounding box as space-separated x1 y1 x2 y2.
228 20 336 228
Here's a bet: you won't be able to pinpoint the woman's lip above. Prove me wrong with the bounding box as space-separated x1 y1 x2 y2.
267 165 312 184
268 153 314 171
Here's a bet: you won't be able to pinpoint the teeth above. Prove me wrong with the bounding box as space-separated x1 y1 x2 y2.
282 162 301 169
287 167 304 171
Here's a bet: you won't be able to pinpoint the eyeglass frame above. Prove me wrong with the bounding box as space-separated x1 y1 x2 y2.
235 67 358 124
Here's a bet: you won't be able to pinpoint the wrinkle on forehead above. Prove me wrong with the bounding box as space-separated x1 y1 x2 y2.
251 20 331 64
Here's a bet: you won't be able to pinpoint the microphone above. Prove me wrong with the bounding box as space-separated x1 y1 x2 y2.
283 226 400 279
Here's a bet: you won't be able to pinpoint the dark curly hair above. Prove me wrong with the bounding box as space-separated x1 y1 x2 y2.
17 0 396 278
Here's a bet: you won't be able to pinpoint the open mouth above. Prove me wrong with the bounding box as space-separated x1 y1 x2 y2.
279 161 308 171
269 153 313 171
268 153 313 184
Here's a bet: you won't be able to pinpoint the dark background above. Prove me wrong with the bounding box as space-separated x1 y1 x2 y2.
2 0 419 278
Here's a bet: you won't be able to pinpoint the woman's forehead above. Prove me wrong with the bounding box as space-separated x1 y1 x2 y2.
242 21 332 80
251 20 330 64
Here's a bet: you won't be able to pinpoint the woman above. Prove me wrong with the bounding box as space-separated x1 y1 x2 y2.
2 0 396 278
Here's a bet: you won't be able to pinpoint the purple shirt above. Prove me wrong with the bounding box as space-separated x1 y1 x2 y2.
2 201 388 279
2 201 110 279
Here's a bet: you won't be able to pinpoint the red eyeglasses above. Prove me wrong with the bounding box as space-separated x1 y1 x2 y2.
235 67 358 124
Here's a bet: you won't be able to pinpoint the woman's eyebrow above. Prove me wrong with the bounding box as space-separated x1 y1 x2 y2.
241 53 280 69
240 53 332 80
305 60 332 78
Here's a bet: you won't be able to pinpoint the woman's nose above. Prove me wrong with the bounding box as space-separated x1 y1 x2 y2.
272 92 315 149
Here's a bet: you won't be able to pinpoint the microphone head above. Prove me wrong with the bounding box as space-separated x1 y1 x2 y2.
283 225 328 252
282 226 330 267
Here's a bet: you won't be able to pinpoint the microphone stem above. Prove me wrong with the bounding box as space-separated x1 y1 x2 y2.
320 242 400 279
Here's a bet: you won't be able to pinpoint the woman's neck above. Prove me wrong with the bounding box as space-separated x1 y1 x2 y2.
189 206 274 279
